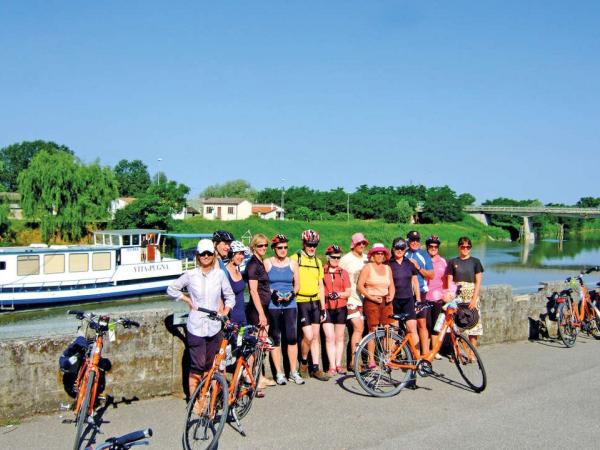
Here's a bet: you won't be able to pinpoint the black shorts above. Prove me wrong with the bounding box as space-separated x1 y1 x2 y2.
416 293 431 320
325 306 347 325
268 307 298 346
187 331 223 374
297 301 321 327
246 302 271 327
392 297 416 321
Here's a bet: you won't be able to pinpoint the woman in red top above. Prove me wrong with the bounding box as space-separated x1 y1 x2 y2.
322 245 352 376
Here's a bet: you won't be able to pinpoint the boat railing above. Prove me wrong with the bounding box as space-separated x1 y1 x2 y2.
0 277 116 293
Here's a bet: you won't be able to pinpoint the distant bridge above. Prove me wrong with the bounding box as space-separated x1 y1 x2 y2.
463 205 600 242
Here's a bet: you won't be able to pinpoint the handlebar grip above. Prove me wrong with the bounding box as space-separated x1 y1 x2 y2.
197 306 218 317
128 320 140 328
585 266 600 274
113 428 153 446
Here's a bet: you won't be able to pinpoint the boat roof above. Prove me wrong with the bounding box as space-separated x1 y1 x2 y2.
0 245 121 255
94 229 164 235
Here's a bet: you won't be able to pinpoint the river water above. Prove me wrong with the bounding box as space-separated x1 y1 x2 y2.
2 239 599 339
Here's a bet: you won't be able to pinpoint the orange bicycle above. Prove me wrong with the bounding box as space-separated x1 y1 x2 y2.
63 310 140 450
556 266 600 347
353 302 487 396
182 307 269 450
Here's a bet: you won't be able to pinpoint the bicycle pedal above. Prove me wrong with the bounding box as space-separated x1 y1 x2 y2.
59 402 72 411
62 419 76 424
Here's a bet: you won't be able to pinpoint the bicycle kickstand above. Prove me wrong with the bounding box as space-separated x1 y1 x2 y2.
230 409 246 437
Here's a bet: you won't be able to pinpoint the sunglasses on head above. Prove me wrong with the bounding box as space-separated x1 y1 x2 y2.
198 251 214 257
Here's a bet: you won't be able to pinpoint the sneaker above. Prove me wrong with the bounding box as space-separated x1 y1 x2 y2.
288 371 305 385
300 363 310 379
311 369 330 381
434 353 443 360
275 373 287 385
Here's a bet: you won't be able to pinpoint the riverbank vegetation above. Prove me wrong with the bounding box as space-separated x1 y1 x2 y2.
2 139 600 244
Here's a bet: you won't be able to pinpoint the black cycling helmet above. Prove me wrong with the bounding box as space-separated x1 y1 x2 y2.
454 304 480 329
212 230 235 243
425 235 441 247
325 244 343 255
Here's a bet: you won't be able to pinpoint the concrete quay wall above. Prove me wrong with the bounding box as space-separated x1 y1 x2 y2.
0 283 562 420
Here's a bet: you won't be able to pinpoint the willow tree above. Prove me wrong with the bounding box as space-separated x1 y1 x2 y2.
17 150 118 241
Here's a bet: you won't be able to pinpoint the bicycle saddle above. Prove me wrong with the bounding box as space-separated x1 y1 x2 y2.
390 313 411 322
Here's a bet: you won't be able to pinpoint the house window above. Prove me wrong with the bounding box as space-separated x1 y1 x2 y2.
44 254 65 274
206 206 214 214
69 254 89 273
17 255 40 276
92 252 111 271
0 261 6 270
228 207 234 214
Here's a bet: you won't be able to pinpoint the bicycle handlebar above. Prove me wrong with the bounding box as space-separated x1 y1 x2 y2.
113 428 153 446
196 306 228 324
67 311 141 329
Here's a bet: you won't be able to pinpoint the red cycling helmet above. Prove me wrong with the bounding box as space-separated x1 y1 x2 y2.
425 235 441 247
271 234 289 248
325 244 343 255
301 229 320 245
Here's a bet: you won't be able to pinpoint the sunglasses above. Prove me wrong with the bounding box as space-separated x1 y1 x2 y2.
256 244 269 248
328 255 341 260
305 243 318 248
394 246 407 251
459 245 472 249
355 241 367 246
198 251 214 257
373 251 385 256
428 245 439 249
275 246 288 250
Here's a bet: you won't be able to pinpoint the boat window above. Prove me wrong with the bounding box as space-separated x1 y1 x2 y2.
0 261 5 270
92 252 111 271
44 254 65 274
111 235 119 245
122 235 131 246
69 254 89 273
132 234 140 246
17 255 40 276
104 234 111 245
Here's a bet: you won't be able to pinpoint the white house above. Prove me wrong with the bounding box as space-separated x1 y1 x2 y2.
109 197 136 219
202 198 253 221
172 206 201 220
252 203 285 220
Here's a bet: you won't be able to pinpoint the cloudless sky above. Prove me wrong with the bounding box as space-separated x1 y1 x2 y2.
1 1 599 204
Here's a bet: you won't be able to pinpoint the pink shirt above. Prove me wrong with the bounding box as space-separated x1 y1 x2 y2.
426 255 447 301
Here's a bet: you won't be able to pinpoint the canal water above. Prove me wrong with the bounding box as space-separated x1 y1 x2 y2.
2 239 599 339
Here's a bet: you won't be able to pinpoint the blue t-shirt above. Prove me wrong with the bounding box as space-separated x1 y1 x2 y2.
405 248 433 293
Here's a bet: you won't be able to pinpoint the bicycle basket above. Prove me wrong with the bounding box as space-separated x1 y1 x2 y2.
454 304 479 330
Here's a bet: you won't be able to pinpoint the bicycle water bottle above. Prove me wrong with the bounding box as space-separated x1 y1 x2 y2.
225 343 236 366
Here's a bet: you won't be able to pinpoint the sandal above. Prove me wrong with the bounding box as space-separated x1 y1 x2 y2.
367 361 377 370
336 365 347 375
255 388 265 398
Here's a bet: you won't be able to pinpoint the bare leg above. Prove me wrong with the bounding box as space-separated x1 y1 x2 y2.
348 316 364 367
406 319 420 359
417 316 429 356
323 323 335 370
309 323 321 365
334 324 346 368
301 325 313 361
271 345 283 375
287 344 298 373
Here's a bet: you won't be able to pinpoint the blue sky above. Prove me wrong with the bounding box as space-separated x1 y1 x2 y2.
1 1 598 204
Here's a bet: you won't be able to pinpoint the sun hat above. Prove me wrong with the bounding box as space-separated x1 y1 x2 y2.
350 233 369 249
367 243 390 260
196 239 214 254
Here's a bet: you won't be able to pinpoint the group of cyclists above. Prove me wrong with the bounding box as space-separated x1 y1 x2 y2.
167 227 485 397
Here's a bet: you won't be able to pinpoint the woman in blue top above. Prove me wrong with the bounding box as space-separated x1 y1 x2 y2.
264 234 304 385
225 241 249 325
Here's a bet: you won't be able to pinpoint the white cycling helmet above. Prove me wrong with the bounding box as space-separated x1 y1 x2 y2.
229 240 249 256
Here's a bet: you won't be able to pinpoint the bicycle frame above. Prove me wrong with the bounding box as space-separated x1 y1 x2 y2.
386 304 462 370
563 276 598 328
74 334 104 416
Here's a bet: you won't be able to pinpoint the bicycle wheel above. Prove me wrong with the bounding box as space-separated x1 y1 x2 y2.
557 300 578 347
353 328 414 397
183 372 229 450
231 361 255 420
451 333 487 393
250 345 265 391
73 370 95 450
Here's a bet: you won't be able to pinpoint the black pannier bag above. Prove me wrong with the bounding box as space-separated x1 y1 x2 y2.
59 336 89 398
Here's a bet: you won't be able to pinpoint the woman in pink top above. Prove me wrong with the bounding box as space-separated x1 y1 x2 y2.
357 243 395 369
425 235 447 358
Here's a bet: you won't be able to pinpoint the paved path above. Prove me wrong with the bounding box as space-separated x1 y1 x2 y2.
2 337 600 449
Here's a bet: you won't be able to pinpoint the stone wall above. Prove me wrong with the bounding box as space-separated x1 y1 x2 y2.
0 283 563 419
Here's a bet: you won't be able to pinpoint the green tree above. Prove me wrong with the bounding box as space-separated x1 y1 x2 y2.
113 179 189 230
576 197 600 208
458 193 476 206
421 186 463 223
17 151 117 241
201 179 256 201
0 200 9 239
114 159 151 196
0 140 73 191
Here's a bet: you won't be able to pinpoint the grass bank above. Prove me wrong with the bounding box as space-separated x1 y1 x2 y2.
171 215 509 254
